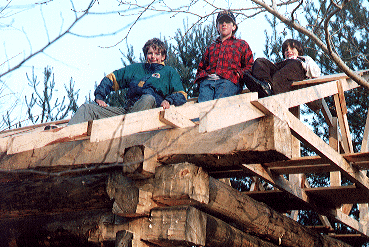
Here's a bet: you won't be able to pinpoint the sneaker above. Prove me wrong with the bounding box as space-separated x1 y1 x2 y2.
243 72 273 98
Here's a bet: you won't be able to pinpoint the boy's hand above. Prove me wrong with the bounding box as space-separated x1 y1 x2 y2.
161 100 170 109
96 99 108 107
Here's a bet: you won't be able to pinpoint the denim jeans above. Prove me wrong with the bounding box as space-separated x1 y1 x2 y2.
198 78 241 103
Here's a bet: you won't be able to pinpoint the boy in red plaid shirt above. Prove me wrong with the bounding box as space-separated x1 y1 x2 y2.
194 10 254 102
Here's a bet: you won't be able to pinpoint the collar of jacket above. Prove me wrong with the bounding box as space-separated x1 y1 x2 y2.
216 35 236 43
144 63 165 74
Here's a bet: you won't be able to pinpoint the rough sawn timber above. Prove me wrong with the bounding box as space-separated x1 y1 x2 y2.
0 116 292 177
151 163 350 247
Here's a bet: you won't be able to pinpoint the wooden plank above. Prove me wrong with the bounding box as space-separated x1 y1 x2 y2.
305 185 369 205
152 163 351 247
330 208 369 236
361 107 369 153
198 92 264 133
291 69 369 87
334 80 353 153
90 93 259 142
90 107 170 143
321 99 334 127
200 75 363 134
0 119 70 138
242 163 313 207
252 97 369 192
269 163 335 174
159 107 196 128
6 121 90 154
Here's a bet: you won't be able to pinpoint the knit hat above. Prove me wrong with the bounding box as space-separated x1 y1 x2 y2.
216 10 238 32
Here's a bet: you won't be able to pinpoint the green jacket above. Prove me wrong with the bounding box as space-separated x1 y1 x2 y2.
95 63 187 106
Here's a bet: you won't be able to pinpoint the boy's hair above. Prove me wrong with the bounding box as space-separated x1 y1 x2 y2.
216 10 238 35
282 39 304 58
142 38 167 60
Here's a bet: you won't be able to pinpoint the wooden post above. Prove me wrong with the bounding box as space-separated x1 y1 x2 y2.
289 106 301 221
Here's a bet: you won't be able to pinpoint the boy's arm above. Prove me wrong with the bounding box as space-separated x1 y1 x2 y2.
94 67 127 103
164 68 188 106
299 56 321 78
239 43 254 76
94 76 114 102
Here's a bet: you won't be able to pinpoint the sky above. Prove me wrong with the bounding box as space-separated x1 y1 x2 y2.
0 0 277 126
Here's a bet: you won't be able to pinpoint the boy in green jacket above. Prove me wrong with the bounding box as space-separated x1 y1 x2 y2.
68 38 187 125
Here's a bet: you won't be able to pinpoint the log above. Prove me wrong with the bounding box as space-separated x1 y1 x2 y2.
90 217 156 247
92 206 280 247
0 173 112 219
145 205 280 247
106 172 159 217
0 209 112 247
152 163 351 247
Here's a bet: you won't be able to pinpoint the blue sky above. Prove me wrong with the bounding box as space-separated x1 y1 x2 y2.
0 0 275 125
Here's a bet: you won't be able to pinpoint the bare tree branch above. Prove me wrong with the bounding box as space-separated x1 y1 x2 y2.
0 0 96 79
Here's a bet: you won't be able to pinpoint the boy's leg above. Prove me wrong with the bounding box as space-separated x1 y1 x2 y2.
272 59 306 94
252 58 278 83
68 103 126 125
198 79 216 103
214 79 241 99
128 94 156 113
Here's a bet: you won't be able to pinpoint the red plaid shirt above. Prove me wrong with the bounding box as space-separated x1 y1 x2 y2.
194 36 254 85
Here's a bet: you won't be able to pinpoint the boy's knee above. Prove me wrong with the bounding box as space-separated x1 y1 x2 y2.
140 94 156 105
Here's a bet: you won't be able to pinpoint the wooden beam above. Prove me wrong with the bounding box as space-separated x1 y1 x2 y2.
330 208 369 236
0 173 112 219
90 107 171 143
242 163 315 209
252 97 369 192
305 185 369 205
146 206 280 247
152 163 350 247
198 92 264 133
106 172 159 217
0 119 69 138
90 217 156 247
6 121 90 154
361 107 369 153
291 69 369 87
334 79 354 153
0 115 292 173
269 163 335 174
321 99 334 127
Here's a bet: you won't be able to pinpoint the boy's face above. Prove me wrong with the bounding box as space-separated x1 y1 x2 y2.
146 46 165 64
284 45 299 59
217 18 236 40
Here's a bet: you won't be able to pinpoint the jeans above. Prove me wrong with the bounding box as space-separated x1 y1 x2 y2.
198 78 241 103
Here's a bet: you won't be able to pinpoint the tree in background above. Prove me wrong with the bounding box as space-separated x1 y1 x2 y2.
24 66 79 125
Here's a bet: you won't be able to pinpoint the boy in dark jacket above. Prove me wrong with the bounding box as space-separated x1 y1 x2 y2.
68 38 187 125
194 10 254 102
